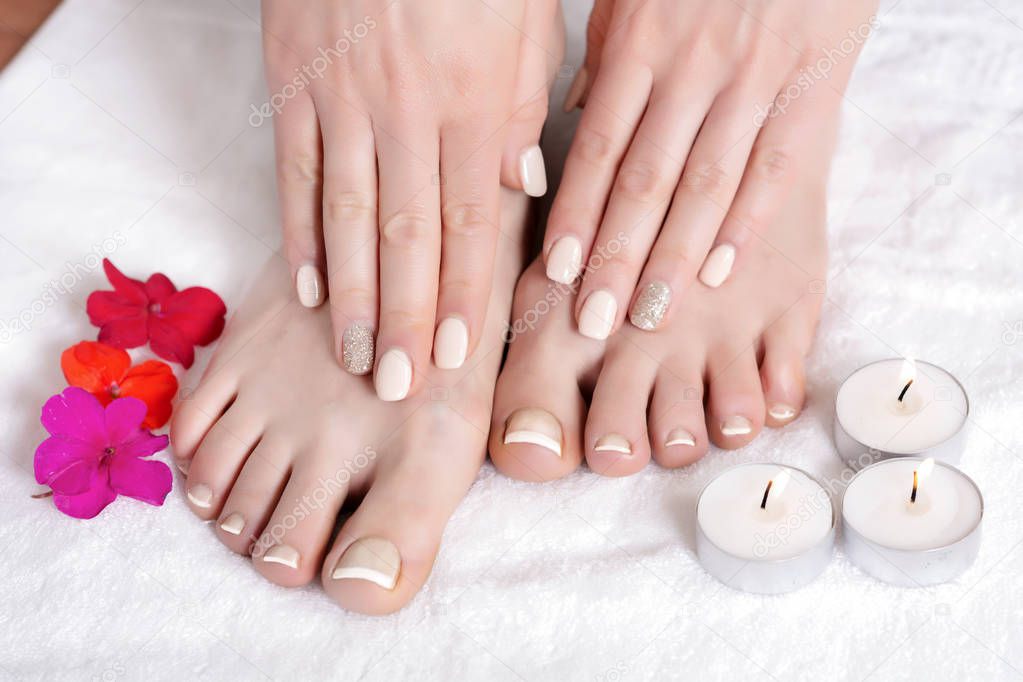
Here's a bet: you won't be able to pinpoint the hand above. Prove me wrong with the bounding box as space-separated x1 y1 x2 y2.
261 0 561 399
546 0 877 339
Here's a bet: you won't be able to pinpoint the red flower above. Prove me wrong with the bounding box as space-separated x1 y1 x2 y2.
86 259 226 368
61 341 178 429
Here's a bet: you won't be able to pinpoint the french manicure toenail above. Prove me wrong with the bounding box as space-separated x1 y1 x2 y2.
375 348 412 401
578 290 617 340
342 324 375 375
665 428 696 447
629 281 671 331
186 484 212 508
546 236 583 284
721 416 753 436
562 66 588 113
769 404 798 421
332 537 401 590
594 434 631 454
503 408 563 457
219 512 245 536
699 243 736 288
263 544 300 569
296 264 324 307
434 317 468 370
519 145 547 197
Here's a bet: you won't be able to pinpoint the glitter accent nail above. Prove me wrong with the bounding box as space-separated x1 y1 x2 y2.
342 324 374 375
629 281 671 331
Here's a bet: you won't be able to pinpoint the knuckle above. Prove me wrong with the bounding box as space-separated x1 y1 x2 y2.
616 161 669 203
652 243 696 271
330 286 375 310
753 147 792 183
380 210 435 249
442 202 492 238
681 163 731 199
378 308 434 334
515 93 549 126
574 127 615 165
324 191 374 223
439 277 476 299
279 154 321 187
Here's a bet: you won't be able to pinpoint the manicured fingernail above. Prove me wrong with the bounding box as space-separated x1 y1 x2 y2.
721 416 753 436
263 544 300 569
342 324 375 376
594 434 631 454
629 280 671 331
664 428 696 447
332 537 401 590
434 317 468 370
186 484 212 508
769 403 798 422
546 236 583 284
219 512 245 536
519 145 547 197
578 289 617 340
175 459 190 475
504 408 562 457
296 264 324 307
562 66 588 112
698 243 736 288
375 348 412 401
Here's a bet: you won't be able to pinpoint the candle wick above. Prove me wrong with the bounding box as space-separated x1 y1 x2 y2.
910 470 919 504
897 379 913 403
760 480 774 510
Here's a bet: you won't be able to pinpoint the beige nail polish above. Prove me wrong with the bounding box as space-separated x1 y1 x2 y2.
698 243 736 288
503 407 563 457
434 317 469 370
519 145 547 197
219 512 245 536
769 404 798 422
594 434 631 454
332 537 401 590
664 428 696 447
263 544 300 569
296 264 325 307
375 348 412 401
562 66 588 113
721 416 753 436
186 484 212 508
546 236 583 284
342 324 375 376
629 281 671 331
578 289 617 340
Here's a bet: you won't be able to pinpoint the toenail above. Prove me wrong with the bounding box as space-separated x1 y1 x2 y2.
331 537 401 590
768 403 798 422
175 459 190 475
434 317 469 370
342 324 375 375
375 348 412 401
546 236 583 284
594 433 632 454
720 416 753 436
519 144 547 197
296 264 325 307
699 243 736 288
629 281 671 331
186 484 213 508
263 544 300 569
219 512 245 536
664 428 696 447
578 289 617 340
503 408 563 457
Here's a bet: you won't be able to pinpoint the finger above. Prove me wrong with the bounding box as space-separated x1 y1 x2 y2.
563 0 614 112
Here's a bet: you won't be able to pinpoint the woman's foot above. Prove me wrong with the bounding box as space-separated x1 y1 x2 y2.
489 179 827 481
169 190 528 615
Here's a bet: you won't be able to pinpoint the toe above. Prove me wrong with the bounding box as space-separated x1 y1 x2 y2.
170 372 237 469
183 401 262 519
213 438 291 554
760 302 815 428
649 354 709 468
706 343 766 449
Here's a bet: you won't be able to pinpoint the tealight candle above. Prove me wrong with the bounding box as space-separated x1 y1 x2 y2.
834 358 969 469
842 457 983 586
696 463 835 594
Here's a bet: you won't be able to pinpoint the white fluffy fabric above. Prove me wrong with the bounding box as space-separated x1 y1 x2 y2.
2 0 1022 679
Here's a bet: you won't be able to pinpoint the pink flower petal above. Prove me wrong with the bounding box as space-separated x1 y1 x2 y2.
116 431 169 460
40 387 107 447
53 468 117 519
34 436 98 494
108 456 172 506
97 315 149 350
148 317 195 368
104 397 148 446
144 273 177 302
86 291 144 326
161 287 226 345
102 259 148 304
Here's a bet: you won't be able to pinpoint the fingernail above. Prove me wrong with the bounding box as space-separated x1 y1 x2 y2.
594 433 631 454
578 289 617 340
175 459 190 475
519 145 547 197
629 281 671 331
186 483 212 508
332 537 401 590
342 324 375 376
296 264 325 307
562 66 588 112
375 348 412 401
219 512 245 536
698 243 736 288
769 403 798 422
503 408 562 457
721 416 753 436
664 428 696 447
546 236 583 284
434 317 469 370
263 544 300 569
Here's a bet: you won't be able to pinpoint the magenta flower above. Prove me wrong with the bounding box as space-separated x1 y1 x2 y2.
34 386 172 519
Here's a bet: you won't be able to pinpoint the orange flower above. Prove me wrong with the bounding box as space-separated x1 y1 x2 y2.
60 341 178 429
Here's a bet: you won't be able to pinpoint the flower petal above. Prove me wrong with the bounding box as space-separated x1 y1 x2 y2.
34 436 99 494
120 360 178 428
97 314 149 350
104 397 148 446
86 290 144 327
52 468 117 519
144 272 177 302
61 341 131 396
161 287 227 346
108 456 172 506
148 317 195 368
102 259 148 304
40 387 107 446
116 431 170 460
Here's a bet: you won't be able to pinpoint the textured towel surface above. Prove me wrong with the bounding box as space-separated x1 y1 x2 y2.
1 1 1022 680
